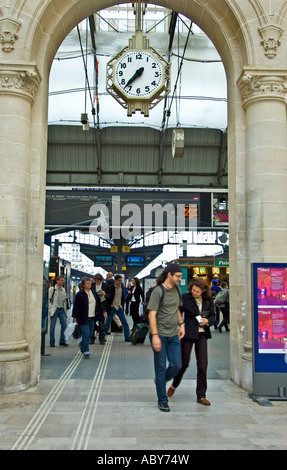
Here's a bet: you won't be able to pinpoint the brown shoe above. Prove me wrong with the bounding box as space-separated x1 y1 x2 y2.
167 385 176 397
197 397 210 406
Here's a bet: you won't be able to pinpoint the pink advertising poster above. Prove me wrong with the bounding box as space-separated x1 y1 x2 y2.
257 267 287 354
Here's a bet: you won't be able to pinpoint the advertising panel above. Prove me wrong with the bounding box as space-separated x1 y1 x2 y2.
251 263 287 399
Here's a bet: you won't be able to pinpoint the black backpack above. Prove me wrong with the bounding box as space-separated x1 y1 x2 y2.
143 284 164 313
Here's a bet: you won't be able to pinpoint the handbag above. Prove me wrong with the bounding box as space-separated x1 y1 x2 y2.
72 323 82 339
64 322 76 341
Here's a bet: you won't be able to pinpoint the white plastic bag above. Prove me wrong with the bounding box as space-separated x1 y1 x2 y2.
64 322 76 341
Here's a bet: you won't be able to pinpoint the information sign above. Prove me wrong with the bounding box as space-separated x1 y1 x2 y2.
251 263 287 400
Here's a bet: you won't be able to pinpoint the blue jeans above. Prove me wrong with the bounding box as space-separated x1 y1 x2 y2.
104 307 130 340
151 334 182 404
79 318 95 355
50 308 67 346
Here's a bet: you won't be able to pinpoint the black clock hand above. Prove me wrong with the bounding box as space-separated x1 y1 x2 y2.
124 67 144 88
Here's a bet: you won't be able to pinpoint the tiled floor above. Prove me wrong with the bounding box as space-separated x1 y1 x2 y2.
1 320 287 451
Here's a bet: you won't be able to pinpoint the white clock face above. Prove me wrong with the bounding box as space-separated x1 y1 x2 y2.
114 51 164 98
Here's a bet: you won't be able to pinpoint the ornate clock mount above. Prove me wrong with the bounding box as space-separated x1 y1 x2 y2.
106 3 170 116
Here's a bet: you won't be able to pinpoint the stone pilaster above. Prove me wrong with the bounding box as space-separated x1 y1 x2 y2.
235 68 287 390
0 63 41 393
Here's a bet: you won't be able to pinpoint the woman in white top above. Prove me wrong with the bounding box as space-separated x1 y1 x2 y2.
72 277 106 358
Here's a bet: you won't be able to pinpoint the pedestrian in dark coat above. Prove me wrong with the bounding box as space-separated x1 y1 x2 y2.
167 277 215 405
72 277 107 358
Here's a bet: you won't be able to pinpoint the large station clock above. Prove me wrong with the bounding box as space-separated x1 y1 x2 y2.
106 32 170 116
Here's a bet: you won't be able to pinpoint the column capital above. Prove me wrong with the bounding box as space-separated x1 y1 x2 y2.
237 67 287 109
0 63 41 103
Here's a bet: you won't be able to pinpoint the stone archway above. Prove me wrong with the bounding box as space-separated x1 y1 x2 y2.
0 0 287 393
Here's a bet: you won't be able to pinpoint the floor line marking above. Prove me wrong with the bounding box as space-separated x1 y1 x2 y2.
11 351 83 450
70 334 114 450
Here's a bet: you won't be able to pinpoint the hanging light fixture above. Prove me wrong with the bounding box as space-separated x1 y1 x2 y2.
172 128 184 157
81 112 89 131
168 19 192 158
78 20 90 131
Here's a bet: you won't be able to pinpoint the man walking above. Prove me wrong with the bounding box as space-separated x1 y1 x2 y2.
92 273 110 344
104 274 131 342
148 264 185 412
48 276 69 347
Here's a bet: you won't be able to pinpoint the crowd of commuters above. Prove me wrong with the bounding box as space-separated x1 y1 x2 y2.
48 268 229 411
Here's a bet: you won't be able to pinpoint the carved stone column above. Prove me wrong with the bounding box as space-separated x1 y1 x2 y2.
236 68 287 390
0 63 41 393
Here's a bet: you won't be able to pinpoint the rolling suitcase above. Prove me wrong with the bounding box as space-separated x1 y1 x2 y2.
130 323 149 345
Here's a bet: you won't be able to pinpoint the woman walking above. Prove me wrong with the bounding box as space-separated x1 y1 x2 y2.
128 277 145 330
72 277 107 358
167 277 215 405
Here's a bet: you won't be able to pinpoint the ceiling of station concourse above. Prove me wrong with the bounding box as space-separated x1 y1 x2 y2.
48 3 228 132
46 4 229 277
